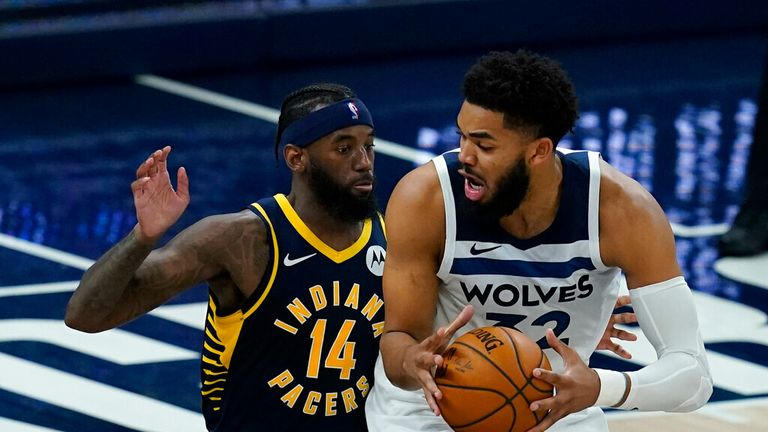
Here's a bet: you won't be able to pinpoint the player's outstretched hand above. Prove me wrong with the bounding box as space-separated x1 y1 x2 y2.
130 146 190 244
525 329 600 432
402 305 474 416
596 294 638 359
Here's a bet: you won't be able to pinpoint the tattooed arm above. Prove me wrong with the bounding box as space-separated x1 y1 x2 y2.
65 146 267 332
65 213 261 332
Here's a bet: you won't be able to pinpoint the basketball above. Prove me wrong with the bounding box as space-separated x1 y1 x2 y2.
435 326 553 432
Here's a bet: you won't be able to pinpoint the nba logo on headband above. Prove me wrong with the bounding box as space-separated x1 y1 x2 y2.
347 102 360 120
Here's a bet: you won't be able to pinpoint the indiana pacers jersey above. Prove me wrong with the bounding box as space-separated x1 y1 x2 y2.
201 194 386 432
367 149 622 432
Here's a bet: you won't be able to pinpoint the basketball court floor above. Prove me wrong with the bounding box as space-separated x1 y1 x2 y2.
1 37 767 431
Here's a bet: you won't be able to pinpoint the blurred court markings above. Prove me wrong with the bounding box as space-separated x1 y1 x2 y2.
0 233 93 270
135 74 436 165
0 353 206 432
0 281 79 298
715 253 768 290
0 417 63 432
670 222 729 237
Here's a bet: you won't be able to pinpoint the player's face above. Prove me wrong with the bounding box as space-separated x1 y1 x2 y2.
306 125 378 222
456 101 532 219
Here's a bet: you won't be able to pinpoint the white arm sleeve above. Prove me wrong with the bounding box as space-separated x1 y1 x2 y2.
618 276 713 412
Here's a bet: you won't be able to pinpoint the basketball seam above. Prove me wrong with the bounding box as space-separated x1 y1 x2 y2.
436 383 515 429
439 337 527 429
499 327 552 423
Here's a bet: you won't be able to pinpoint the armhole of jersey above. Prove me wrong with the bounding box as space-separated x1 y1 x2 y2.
433 154 456 279
587 152 609 271
241 202 280 319
377 212 387 239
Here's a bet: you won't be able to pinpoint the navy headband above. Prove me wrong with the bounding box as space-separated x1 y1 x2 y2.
279 98 374 148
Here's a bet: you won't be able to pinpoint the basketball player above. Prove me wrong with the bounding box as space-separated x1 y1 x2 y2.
367 51 713 431
65 84 387 431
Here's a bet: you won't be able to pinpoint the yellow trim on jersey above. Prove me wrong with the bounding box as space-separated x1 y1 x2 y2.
203 201 281 369
242 202 280 318
377 211 386 239
274 193 372 263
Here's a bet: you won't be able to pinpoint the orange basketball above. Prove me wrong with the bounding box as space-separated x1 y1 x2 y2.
435 326 553 432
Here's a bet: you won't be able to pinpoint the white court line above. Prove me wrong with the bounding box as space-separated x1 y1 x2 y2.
0 281 79 298
0 233 93 270
0 417 63 432
670 222 730 237
0 353 206 432
135 74 436 165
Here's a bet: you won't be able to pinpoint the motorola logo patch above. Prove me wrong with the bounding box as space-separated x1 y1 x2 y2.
366 245 386 276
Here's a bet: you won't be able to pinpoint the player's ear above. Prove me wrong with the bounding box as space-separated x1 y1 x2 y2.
529 137 554 167
284 144 306 172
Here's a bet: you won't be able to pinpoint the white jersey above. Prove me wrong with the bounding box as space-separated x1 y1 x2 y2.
367 149 622 432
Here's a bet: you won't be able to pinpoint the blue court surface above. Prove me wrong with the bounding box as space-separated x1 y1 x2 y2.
2 3 768 430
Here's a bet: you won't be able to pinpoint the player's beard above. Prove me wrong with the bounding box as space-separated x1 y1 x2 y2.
465 155 530 223
308 160 378 223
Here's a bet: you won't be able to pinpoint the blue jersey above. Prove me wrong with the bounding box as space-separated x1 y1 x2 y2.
201 194 386 431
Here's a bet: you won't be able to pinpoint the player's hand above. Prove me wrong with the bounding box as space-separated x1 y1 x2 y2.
525 329 600 432
402 305 474 416
130 146 190 244
596 295 637 359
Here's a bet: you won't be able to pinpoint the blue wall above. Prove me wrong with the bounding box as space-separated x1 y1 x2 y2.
3 0 768 88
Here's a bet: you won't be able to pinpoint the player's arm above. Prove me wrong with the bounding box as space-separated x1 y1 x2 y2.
526 163 712 432
65 213 247 332
591 162 713 411
67 146 234 332
379 163 473 413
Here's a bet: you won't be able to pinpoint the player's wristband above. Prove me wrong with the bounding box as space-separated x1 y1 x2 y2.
594 369 630 408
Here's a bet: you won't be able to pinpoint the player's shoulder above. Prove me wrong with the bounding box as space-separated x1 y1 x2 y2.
190 209 268 246
597 158 670 239
392 161 441 203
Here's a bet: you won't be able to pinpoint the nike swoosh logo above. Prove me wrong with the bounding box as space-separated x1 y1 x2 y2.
469 244 502 255
283 252 317 267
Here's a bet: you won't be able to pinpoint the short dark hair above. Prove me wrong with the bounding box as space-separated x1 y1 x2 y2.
463 50 578 145
274 83 356 159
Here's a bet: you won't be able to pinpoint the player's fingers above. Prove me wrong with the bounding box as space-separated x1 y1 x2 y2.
421 332 445 353
149 149 163 176
416 367 443 413
613 311 637 325
529 394 556 413
176 167 190 200
130 177 150 198
544 328 574 360
525 406 559 432
136 156 153 179
443 305 474 340
612 327 638 341
607 342 632 360
532 367 562 386
615 294 631 308
422 386 442 416
156 146 171 173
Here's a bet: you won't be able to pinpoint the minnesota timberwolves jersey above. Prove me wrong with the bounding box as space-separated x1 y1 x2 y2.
201 194 386 431
366 150 621 432
433 148 622 371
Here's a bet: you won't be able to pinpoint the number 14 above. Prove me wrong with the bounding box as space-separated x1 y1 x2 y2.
307 319 357 379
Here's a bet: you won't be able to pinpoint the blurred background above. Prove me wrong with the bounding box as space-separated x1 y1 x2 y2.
1 1 767 431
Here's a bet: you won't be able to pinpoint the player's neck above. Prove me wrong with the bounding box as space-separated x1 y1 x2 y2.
500 156 563 239
285 189 365 250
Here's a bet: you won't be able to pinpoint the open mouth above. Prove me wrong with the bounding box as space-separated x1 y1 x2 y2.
459 169 485 201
